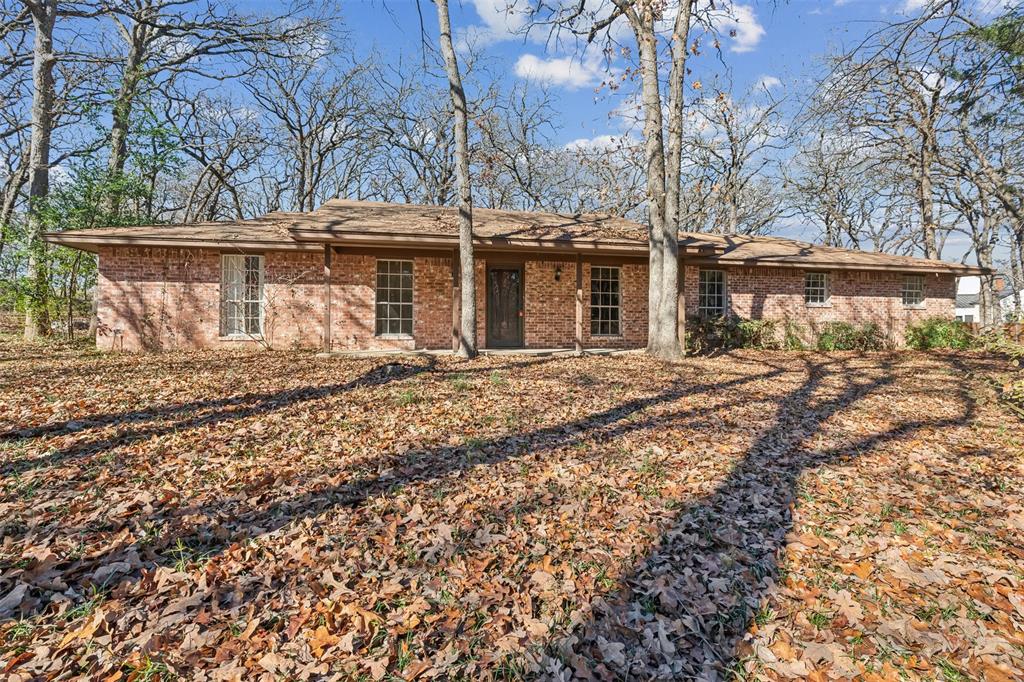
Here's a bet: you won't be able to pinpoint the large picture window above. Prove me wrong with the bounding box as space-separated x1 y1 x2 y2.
375 259 413 336
590 266 621 336
804 272 830 306
698 269 727 316
221 254 264 336
902 275 925 307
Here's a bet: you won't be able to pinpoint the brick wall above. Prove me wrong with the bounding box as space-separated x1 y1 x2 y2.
96 248 327 351
682 265 956 345
328 254 453 352
95 246 954 351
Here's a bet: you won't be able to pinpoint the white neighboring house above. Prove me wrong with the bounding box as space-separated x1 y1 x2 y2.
955 275 1021 323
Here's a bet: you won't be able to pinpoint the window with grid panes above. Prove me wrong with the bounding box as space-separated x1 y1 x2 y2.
902 274 924 307
375 259 413 335
590 266 621 336
221 254 264 336
698 269 726 316
804 272 829 305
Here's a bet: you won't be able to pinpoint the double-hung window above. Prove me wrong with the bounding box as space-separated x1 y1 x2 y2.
590 266 621 336
375 259 413 336
221 254 264 336
902 275 925 307
698 269 727 316
804 272 830 306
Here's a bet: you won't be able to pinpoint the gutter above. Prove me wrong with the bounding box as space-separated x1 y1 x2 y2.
43 230 987 276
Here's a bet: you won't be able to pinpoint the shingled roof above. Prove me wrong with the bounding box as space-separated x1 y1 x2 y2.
44 198 987 275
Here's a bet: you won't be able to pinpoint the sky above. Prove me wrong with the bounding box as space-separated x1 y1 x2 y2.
338 0 952 147
263 0 1012 266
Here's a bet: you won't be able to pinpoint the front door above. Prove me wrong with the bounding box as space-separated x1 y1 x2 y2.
486 266 524 348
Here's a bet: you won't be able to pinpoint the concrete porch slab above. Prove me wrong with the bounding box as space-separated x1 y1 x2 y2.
316 347 643 359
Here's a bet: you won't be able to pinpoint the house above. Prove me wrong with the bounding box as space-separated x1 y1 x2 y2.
955 275 1021 323
44 199 985 352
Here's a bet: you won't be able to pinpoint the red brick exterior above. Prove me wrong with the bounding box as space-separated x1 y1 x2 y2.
96 247 955 352
682 265 956 346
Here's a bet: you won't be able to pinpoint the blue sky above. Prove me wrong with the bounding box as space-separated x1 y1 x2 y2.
269 0 1010 265
339 0 934 146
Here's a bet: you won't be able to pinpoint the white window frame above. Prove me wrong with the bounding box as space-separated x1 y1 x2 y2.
804 271 831 307
902 274 925 308
375 259 414 337
220 254 264 337
698 269 727 317
590 266 622 337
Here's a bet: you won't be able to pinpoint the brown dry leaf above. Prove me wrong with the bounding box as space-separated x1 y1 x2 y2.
0 345 1021 679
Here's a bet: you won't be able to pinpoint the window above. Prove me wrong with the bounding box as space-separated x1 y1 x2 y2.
698 269 727 316
221 254 264 336
902 275 925 307
956 314 974 323
804 272 830 306
375 259 413 336
590 266 621 336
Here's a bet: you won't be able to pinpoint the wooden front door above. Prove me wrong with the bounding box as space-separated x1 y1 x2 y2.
486 266 524 348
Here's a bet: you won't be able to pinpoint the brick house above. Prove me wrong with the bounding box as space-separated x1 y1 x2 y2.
45 199 984 352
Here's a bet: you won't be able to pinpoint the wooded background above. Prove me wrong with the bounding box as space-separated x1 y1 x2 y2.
0 0 1022 339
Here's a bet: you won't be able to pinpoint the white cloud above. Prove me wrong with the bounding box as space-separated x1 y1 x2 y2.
514 53 604 89
711 3 766 53
901 0 932 12
564 134 621 151
461 0 528 45
755 75 782 90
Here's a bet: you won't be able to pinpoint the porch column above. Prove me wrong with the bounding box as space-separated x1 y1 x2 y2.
323 245 332 353
451 248 460 352
574 255 583 354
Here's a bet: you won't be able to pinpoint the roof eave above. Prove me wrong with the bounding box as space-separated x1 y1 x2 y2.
686 255 990 276
287 228 720 256
43 232 321 253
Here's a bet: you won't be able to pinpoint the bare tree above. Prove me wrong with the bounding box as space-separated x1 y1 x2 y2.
526 0 699 360
100 0 334 213
244 50 374 212
816 30 954 259
684 85 787 235
435 0 476 358
22 0 55 339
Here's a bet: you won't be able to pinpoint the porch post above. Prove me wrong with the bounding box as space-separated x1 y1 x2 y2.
677 259 686 355
323 245 332 353
451 248 460 352
574 254 583 354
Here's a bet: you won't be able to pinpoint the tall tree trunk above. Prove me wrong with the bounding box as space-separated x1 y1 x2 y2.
435 0 476 358
1013 222 1024 322
107 26 147 216
917 144 938 259
975 209 997 329
634 8 667 356
24 0 56 340
66 251 81 340
0 143 29 264
657 0 693 361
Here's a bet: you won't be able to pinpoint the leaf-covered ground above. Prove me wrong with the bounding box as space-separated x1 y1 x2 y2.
0 341 1022 681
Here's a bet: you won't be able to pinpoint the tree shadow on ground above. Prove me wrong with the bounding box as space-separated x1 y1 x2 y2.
0 355 570 477
1 352 993 679
5 355 792 618
544 353 984 680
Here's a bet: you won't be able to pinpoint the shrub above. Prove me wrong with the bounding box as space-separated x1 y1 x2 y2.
686 315 739 353
816 322 884 351
686 316 781 352
783 320 807 350
736 319 781 350
905 317 974 350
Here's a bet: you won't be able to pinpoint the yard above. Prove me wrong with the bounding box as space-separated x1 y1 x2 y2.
0 342 1022 681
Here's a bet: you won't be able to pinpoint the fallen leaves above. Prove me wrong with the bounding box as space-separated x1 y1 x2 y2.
0 345 1021 680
